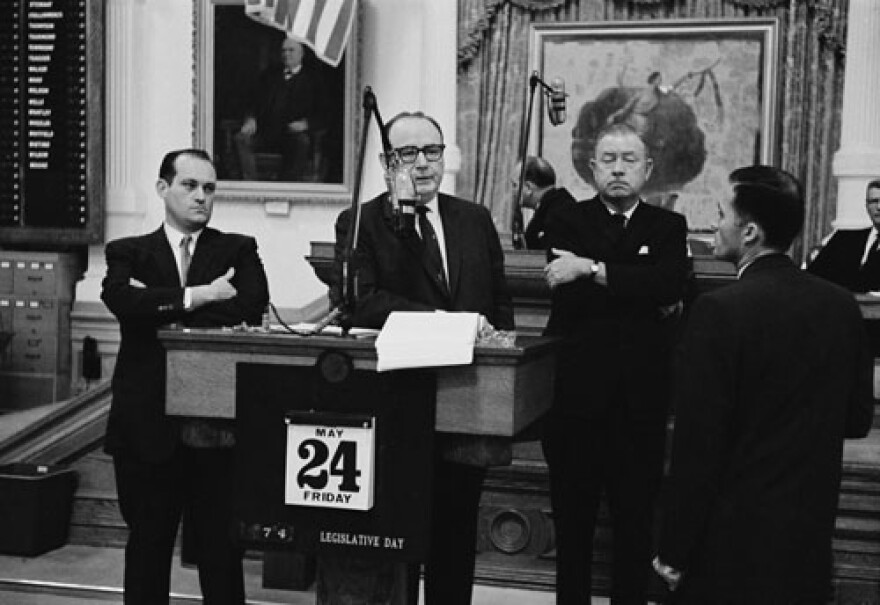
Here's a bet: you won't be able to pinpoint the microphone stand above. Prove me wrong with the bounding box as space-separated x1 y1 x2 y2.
311 86 390 336
513 71 558 249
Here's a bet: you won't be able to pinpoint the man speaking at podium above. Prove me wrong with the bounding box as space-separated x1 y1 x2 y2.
101 148 270 604
332 111 514 604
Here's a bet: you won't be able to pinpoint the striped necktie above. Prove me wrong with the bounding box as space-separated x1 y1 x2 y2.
179 235 192 286
415 206 448 293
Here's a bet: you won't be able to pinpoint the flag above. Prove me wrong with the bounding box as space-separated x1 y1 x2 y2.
245 0 357 68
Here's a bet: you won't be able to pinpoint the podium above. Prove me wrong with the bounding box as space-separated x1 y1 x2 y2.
159 328 556 603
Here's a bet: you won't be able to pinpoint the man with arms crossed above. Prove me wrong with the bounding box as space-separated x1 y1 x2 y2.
102 148 270 604
542 123 689 604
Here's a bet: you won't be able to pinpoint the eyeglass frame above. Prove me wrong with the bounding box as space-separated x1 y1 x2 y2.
391 144 446 165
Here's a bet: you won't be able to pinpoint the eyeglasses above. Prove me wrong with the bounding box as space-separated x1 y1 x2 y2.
393 144 446 164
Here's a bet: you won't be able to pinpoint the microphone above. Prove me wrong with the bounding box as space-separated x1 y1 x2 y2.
548 77 566 126
388 162 417 235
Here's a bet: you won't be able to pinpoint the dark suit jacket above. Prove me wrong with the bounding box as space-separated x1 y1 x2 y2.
332 193 514 330
807 227 874 292
659 254 874 603
543 196 689 420
524 187 576 250
101 226 270 463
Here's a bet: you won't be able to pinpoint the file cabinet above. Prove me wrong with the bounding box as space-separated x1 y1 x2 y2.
0 252 78 409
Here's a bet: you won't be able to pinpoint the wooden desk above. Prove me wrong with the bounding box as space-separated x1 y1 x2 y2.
161 329 555 443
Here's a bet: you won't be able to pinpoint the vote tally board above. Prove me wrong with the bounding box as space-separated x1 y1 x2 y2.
0 0 104 245
234 359 435 561
284 411 376 511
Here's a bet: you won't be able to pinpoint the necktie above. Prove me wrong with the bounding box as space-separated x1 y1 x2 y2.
416 206 448 293
179 235 192 286
609 213 627 243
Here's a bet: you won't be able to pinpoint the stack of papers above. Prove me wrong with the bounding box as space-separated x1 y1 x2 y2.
375 311 480 372
286 323 380 338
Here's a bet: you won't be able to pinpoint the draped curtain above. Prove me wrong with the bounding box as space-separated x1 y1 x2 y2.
457 0 847 263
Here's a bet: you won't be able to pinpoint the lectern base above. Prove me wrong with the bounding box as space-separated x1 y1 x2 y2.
316 557 412 605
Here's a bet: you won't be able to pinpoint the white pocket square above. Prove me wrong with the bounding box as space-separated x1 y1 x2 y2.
638 245 650 255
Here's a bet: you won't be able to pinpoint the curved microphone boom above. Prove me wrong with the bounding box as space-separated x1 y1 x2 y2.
512 72 567 248
313 86 388 336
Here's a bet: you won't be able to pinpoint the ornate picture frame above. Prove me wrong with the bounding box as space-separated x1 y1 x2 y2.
194 0 360 205
528 19 780 236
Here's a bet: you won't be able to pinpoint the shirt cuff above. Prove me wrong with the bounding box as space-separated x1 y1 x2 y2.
183 287 192 310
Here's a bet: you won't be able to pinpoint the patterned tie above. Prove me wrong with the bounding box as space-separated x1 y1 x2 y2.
179 235 192 286
415 206 448 293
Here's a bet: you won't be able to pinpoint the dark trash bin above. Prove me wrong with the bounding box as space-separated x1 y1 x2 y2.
0 463 77 556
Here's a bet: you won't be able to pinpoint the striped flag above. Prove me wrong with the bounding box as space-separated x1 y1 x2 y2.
245 0 357 68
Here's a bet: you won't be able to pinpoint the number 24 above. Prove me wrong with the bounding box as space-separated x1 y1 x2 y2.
297 439 361 492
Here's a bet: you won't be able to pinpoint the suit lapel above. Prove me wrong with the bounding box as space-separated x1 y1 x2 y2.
381 193 452 300
584 198 624 248
381 195 423 260
622 202 653 248
147 227 181 286
436 196 456 301
187 228 219 286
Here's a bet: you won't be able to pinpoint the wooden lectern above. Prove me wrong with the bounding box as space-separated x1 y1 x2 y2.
159 328 556 603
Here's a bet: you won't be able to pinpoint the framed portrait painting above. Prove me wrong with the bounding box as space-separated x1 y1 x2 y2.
194 0 360 204
528 19 780 237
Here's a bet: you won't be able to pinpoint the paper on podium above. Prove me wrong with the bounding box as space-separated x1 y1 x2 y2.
375 311 480 372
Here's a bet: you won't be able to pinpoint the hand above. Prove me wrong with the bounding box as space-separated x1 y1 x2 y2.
652 556 682 591
240 117 257 136
659 300 683 319
544 248 592 289
191 268 237 309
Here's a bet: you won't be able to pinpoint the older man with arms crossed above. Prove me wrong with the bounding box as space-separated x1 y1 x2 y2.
654 166 874 604
542 123 689 604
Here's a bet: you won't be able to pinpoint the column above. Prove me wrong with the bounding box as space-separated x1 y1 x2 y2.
831 0 880 229
76 0 144 304
422 0 459 194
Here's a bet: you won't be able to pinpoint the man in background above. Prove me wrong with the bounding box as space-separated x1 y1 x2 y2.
655 165 873 603
808 178 880 351
541 122 689 604
333 111 513 604
234 37 326 182
512 155 576 250
808 178 880 292
101 148 270 604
